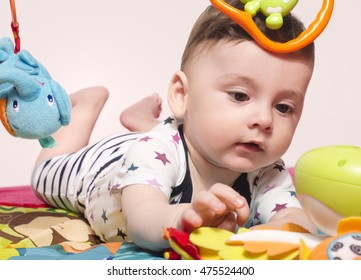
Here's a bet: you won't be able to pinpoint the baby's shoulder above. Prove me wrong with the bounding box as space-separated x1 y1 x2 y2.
126 116 185 158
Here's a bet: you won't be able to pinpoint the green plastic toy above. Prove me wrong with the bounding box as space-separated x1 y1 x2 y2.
294 145 361 236
240 0 299 30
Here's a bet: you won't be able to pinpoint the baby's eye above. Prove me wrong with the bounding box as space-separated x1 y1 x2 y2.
229 92 249 102
275 103 293 114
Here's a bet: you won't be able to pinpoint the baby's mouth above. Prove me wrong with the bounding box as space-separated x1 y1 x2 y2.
237 141 264 152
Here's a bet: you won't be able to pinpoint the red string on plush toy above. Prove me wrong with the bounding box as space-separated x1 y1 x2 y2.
9 0 20 54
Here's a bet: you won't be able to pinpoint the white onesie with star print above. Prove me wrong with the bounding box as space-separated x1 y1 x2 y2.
31 116 302 243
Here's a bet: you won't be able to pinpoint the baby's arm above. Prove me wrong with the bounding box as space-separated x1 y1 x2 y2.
260 207 317 234
121 183 249 251
121 184 190 251
249 161 317 234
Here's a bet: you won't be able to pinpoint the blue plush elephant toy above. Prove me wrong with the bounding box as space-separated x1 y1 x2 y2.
0 37 71 148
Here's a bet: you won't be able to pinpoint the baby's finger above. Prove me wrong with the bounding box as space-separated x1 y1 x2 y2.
192 190 226 215
217 212 237 232
181 208 202 232
235 202 250 227
209 183 246 211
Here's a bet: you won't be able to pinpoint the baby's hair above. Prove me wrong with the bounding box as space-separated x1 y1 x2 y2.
181 0 315 71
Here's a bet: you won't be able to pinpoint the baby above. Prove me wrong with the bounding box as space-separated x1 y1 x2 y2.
32 0 316 251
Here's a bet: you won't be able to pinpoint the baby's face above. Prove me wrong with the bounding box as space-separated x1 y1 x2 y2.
182 40 313 173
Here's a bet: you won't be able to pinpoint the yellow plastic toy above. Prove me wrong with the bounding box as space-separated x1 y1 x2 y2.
294 145 361 236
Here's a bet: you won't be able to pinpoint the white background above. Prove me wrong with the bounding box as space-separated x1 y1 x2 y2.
0 0 360 187
0 259 359 279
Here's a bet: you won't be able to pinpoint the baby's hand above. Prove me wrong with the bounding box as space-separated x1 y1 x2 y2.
181 183 249 233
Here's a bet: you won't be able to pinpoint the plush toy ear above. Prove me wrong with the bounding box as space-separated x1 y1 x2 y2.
16 50 41 76
0 37 15 63
50 80 71 125
0 50 10 64
0 68 41 102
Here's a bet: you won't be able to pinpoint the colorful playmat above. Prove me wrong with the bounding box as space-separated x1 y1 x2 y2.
0 186 163 260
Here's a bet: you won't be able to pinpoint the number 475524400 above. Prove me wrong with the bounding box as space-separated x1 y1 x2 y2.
199 266 255 276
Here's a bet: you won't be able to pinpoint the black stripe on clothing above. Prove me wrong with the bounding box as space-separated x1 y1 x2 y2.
32 132 140 212
74 134 138 194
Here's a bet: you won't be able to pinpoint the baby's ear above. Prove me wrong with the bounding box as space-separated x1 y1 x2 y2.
168 71 188 118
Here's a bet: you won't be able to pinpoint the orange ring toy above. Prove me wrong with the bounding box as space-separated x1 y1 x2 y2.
210 0 334 53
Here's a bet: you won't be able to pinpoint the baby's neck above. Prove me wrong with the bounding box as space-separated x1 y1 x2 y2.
187 152 240 192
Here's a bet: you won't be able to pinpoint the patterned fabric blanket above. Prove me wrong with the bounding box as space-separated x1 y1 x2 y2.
0 187 163 260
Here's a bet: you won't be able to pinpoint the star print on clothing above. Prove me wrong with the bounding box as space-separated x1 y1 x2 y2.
273 163 285 172
261 183 276 194
254 211 261 220
117 228 127 240
127 163 139 172
101 209 108 223
146 178 163 189
171 133 181 145
164 117 175 125
155 151 171 165
108 182 117 191
111 183 121 193
289 191 296 197
139 136 153 142
271 203 287 213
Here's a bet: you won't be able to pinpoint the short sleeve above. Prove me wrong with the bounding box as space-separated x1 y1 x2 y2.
110 117 186 199
246 159 302 226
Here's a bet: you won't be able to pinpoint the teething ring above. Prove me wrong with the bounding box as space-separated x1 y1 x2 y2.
210 0 334 53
